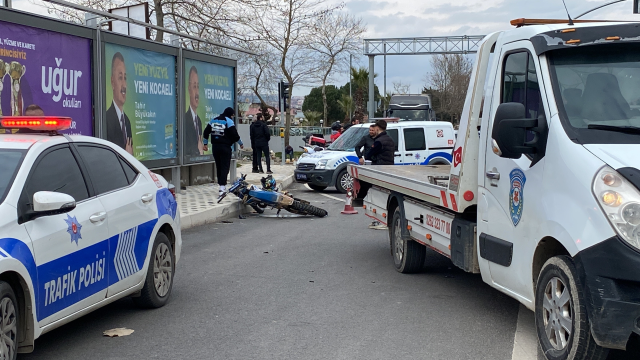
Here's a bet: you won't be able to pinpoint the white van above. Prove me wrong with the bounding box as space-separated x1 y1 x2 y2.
294 121 455 193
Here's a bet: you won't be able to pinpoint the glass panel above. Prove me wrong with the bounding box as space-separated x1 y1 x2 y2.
0 150 25 204
387 129 399 151
502 52 528 105
27 148 88 202
78 146 129 195
403 128 426 151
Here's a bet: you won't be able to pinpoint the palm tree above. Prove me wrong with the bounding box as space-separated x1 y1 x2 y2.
337 95 354 121
350 67 376 121
303 111 322 126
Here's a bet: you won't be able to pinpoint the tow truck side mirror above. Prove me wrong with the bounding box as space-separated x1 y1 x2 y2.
491 102 547 165
32 191 76 219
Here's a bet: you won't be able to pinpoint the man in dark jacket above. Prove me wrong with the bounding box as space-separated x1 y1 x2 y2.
366 120 395 165
355 124 376 165
203 107 242 196
250 113 272 174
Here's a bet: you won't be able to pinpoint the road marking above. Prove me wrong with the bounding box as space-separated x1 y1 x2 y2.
303 184 344 202
512 304 544 360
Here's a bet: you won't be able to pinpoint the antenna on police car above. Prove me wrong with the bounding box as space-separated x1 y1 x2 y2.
561 0 575 25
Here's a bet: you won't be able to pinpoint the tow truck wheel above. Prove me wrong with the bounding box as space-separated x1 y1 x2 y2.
534 256 609 360
134 233 175 309
390 208 425 273
0 282 17 360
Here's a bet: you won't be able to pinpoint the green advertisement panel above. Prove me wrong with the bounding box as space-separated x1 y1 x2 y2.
104 42 176 161
183 57 234 163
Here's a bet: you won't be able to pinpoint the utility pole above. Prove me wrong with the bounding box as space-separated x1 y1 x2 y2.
349 54 352 120
368 55 374 120
383 43 387 115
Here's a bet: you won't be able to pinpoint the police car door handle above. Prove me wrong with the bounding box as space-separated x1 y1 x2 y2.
394 153 401 157
405 153 413 156
89 212 106 224
141 193 154 204
486 170 501 180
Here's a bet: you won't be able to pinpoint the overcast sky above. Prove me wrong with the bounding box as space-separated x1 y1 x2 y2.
12 0 640 96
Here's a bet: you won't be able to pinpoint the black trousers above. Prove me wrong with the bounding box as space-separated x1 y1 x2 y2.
212 143 232 186
255 145 270 171
252 143 259 170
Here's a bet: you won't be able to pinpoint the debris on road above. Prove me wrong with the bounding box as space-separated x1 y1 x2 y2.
103 328 134 337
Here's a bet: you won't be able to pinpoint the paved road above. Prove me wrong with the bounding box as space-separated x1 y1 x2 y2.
21 184 640 359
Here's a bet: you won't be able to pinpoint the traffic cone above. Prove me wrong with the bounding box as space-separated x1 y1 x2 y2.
341 189 359 215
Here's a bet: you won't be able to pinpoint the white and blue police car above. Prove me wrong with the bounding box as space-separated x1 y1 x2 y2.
0 116 181 357
294 121 455 193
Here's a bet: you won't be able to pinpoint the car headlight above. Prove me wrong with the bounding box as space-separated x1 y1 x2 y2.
315 159 329 170
593 166 640 250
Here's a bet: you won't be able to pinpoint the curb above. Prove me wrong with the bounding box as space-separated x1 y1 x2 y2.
180 173 295 231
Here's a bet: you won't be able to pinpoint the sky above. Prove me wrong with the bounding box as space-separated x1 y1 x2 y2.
11 0 640 96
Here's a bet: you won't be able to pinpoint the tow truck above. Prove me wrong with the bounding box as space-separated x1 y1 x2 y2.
349 19 640 359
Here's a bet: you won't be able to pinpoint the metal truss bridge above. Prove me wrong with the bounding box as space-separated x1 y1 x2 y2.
364 35 486 56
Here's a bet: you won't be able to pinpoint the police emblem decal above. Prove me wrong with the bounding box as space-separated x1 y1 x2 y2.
64 214 82 244
509 169 526 226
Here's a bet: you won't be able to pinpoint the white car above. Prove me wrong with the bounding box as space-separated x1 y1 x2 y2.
0 117 181 357
294 121 455 193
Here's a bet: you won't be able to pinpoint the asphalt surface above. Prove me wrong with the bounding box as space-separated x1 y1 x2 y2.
20 184 640 359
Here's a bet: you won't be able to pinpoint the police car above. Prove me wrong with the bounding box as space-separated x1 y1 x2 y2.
0 117 181 357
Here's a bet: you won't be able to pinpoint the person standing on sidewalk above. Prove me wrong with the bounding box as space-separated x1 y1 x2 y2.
250 114 262 172
250 112 272 174
203 107 242 197
366 120 395 165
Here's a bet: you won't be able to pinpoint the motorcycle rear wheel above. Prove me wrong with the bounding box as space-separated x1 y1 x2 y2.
287 200 328 218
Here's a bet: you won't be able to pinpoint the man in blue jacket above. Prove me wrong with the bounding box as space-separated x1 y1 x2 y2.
203 107 243 196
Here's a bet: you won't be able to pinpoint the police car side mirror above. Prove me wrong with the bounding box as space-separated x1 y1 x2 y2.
492 103 543 160
32 191 76 217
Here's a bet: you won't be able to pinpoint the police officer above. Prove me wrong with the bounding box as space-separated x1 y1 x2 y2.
203 107 242 197
366 120 395 165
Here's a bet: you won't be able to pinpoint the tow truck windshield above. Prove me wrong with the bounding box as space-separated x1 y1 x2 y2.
328 127 369 151
550 44 640 144
0 149 26 204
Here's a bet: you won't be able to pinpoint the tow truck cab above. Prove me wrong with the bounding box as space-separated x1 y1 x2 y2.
350 21 640 356
386 94 434 121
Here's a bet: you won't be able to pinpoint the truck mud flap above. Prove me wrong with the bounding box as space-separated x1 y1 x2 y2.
479 233 513 267
451 218 480 273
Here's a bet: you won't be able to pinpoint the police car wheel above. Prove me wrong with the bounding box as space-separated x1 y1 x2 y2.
534 256 609 360
133 233 174 309
0 282 18 360
390 208 425 274
335 169 352 194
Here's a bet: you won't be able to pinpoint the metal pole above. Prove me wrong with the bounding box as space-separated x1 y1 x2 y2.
349 54 352 119
280 79 285 166
368 55 375 120
173 36 183 188
2 0 11 8
383 43 387 114
230 66 238 182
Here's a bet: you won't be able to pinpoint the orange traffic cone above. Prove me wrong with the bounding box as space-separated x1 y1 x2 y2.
341 189 359 215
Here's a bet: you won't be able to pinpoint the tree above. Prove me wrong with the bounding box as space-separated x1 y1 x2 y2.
302 86 345 122
307 12 365 124
337 95 353 121
392 81 411 95
348 67 377 121
303 111 322 126
424 54 472 124
241 0 342 147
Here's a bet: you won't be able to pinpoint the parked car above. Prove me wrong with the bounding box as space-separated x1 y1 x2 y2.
294 120 455 193
0 117 181 357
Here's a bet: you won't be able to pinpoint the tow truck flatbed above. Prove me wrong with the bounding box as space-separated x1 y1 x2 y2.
349 164 454 210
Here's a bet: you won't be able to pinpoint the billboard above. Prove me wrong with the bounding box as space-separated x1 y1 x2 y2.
0 20 93 135
183 57 234 163
104 42 176 161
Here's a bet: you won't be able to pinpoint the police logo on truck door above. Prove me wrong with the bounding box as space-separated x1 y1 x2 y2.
509 168 526 226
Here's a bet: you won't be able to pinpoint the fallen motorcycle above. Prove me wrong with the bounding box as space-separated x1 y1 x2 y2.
219 174 328 217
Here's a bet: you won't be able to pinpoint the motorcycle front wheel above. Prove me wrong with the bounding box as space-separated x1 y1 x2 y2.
287 200 328 218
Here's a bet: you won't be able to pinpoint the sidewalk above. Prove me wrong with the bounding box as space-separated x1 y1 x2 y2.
178 161 296 230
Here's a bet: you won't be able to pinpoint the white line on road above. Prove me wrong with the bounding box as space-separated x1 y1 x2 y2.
304 184 345 202
512 304 544 360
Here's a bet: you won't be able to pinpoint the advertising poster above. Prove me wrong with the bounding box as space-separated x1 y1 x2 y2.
183 58 234 163
0 20 93 135
104 42 176 161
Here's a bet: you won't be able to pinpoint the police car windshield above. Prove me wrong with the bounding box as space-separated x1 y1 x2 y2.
328 127 369 151
0 149 26 204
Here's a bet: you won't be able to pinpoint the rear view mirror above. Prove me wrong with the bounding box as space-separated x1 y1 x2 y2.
491 103 547 165
33 191 76 217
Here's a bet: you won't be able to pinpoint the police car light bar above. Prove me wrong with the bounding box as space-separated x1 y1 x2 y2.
1 116 72 131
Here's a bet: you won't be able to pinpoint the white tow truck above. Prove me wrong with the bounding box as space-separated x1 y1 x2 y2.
349 19 640 359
